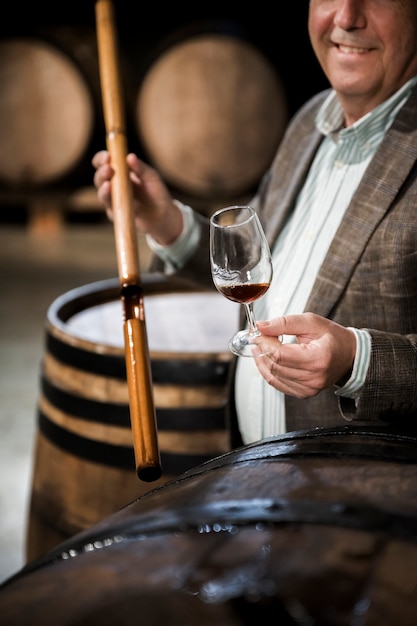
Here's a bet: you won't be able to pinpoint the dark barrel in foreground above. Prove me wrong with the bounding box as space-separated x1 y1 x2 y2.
2 424 417 625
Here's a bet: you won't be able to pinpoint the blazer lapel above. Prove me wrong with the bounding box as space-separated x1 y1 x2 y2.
306 89 417 317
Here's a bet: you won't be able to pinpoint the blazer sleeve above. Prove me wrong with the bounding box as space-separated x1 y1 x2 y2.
340 330 417 421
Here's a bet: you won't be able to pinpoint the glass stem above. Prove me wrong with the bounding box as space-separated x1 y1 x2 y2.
244 303 260 338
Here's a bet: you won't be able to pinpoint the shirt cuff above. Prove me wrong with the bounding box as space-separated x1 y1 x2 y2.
334 328 371 399
145 200 201 275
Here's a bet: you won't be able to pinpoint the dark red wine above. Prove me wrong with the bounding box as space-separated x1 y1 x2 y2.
218 283 270 303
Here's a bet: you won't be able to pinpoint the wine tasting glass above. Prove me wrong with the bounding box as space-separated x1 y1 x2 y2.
210 205 273 357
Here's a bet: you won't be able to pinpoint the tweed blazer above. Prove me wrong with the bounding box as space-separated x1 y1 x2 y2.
150 83 417 443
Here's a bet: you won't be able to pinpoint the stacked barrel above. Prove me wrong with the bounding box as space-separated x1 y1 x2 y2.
0 16 290 231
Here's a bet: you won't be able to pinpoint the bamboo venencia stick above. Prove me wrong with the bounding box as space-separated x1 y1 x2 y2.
95 0 161 481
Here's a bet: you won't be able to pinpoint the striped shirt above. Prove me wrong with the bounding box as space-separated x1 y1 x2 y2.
147 76 417 444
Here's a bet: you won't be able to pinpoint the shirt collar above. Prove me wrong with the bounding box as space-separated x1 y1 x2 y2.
316 75 417 143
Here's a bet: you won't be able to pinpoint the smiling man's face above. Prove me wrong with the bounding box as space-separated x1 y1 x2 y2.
308 0 417 124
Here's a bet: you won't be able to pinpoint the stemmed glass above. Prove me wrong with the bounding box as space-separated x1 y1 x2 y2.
210 205 273 357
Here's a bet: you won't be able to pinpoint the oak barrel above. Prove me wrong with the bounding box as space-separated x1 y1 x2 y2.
4 425 417 625
136 32 288 201
0 36 95 188
26 273 238 560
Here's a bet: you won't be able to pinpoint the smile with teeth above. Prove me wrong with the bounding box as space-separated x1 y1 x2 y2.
338 44 370 53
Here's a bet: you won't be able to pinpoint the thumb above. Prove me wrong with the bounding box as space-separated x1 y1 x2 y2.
256 315 289 337
257 314 313 338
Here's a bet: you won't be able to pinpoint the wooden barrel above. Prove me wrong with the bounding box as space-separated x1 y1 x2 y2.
4 425 417 625
0 34 96 188
26 273 238 561
135 32 288 201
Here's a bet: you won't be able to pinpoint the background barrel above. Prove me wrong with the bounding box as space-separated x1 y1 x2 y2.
4 425 417 625
134 29 288 204
26 273 238 561
0 4 331 229
0 26 106 232
0 32 97 190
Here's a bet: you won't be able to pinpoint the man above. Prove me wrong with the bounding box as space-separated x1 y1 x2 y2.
93 0 417 447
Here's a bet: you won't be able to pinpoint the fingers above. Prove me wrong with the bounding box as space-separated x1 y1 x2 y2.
92 150 115 210
91 150 110 169
92 151 145 194
126 152 141 170
94 171 113 209
92 152 112 186
253 314 357 398
253 343 324 398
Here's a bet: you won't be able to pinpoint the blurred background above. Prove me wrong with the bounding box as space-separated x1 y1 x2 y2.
0 0 329 583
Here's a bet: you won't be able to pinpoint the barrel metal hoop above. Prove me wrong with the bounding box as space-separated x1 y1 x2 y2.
16 497 417 580
178 426 417 476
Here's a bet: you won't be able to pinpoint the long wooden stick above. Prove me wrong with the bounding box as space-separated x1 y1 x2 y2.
95 0 161 481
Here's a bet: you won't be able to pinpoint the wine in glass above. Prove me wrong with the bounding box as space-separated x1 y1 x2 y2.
210 205 273 357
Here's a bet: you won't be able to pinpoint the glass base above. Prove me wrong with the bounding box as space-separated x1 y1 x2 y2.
229 329 259 357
